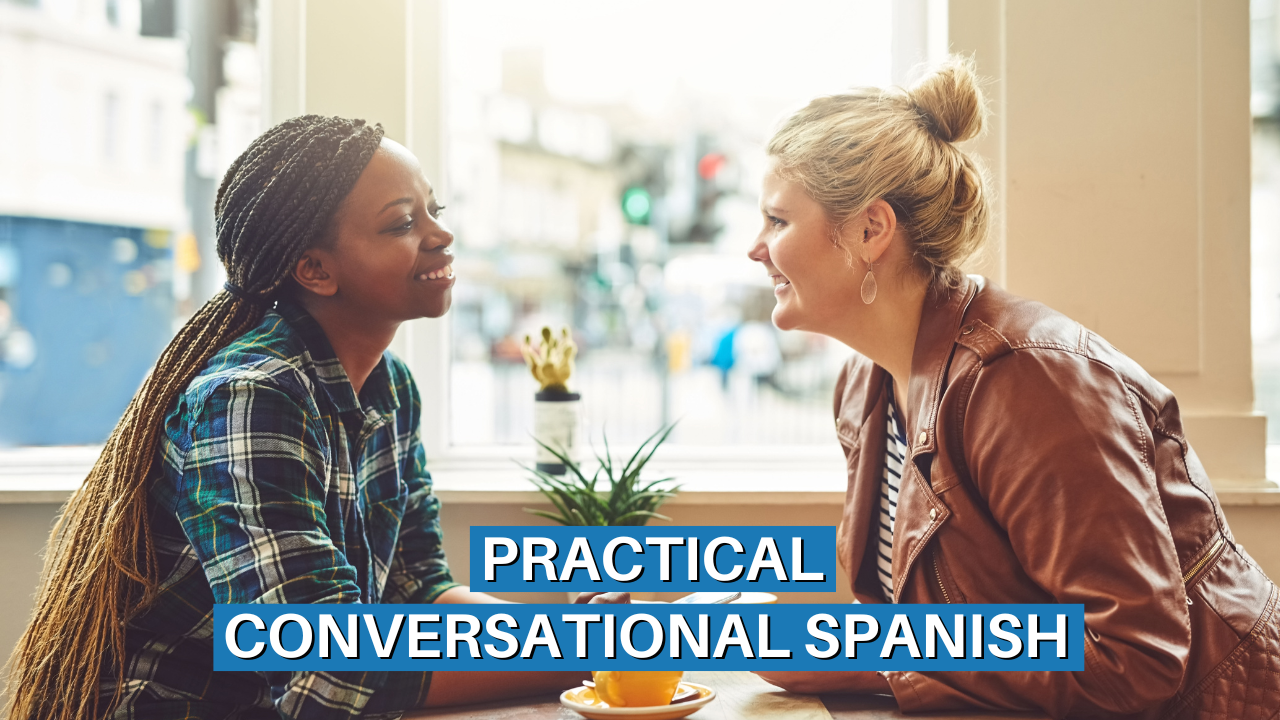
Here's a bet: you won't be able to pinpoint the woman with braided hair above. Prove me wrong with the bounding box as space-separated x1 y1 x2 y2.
3 115 619 720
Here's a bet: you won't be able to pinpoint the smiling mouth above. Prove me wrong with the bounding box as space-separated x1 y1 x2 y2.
771 274 790 289
417 264 454 281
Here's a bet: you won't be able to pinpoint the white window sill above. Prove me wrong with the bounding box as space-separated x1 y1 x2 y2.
0 444 854 506
5 445 1280 507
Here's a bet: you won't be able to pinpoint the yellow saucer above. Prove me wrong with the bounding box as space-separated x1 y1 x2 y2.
560 682 716 719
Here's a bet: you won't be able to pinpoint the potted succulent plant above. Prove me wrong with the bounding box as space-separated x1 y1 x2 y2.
523 423 680 527
520 327 580 475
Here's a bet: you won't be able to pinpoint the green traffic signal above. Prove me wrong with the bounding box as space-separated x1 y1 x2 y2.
621 186 652 225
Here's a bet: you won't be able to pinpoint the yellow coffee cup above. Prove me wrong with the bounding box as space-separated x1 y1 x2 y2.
591 670 684 707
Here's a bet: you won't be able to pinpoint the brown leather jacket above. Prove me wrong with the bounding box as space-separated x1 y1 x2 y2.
834 276 1279 719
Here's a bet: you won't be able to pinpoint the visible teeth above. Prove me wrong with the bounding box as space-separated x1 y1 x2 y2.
420 264 454 280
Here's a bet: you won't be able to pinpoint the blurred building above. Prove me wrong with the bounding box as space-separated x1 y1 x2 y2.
455 49 623 351
0 0 187 228
0 0 187 445
448 49 632 443
0 0 260 446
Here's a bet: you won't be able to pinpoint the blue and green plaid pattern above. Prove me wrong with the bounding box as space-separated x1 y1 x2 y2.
104 299 458 719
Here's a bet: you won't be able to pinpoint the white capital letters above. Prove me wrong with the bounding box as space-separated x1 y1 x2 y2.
484 537 518 581
226 613 266 659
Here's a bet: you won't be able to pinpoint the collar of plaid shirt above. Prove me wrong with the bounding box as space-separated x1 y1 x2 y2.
275 298 401 417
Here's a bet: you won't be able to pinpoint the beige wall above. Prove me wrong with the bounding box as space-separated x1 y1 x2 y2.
952 0 1269 488
0 503 60 695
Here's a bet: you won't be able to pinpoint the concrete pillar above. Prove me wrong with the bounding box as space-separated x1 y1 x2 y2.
261 0 451 455
951 0 1270 489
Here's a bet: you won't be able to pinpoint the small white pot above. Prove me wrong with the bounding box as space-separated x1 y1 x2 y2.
534 390 581 474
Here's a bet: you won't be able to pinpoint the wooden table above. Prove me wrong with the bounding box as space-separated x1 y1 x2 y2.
405 671 1048 720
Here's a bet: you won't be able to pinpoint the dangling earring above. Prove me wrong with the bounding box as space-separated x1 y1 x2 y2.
861 259 878 304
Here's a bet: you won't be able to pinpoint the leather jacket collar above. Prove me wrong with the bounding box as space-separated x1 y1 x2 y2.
841 275 979 461
901 275 980 458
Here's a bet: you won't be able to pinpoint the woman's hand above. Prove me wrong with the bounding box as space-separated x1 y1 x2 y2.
753 670 892 696
573 591 631 604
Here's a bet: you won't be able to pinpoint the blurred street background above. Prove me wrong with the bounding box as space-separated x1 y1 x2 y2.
2 0 1279 464
439 2 899 446
0 0 908 449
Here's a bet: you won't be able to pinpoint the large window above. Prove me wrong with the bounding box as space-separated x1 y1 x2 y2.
1254 0 1280 478
0 0 905 461
443 0 894 448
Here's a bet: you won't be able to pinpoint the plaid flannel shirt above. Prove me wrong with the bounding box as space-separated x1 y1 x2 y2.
104 299 459 720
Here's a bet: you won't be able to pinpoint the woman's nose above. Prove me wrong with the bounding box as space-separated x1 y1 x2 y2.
747 237 768 263
425 221 454 251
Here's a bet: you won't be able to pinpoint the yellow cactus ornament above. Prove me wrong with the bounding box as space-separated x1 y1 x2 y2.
521 326 576 393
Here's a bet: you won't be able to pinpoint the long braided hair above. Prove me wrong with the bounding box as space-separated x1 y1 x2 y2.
3 115 384 720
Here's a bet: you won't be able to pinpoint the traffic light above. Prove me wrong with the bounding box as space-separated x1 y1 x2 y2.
684 145 726 243
621 186 652 225
698 152 726 181
617 144 667 227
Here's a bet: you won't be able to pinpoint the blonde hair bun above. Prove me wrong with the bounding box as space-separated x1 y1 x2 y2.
766 54 992 286
907 56 985 143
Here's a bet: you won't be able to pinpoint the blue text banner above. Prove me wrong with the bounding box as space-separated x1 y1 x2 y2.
468 526 838 592
214 603 1086 672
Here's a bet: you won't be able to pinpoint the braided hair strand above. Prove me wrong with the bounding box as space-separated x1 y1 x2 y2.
2 115 385 720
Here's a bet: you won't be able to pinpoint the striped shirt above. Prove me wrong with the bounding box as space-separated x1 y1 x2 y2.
878 386 908 602
104 299 459 720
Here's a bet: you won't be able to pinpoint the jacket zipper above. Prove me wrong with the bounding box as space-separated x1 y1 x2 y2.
1182 535 1226 586
932 553 953 603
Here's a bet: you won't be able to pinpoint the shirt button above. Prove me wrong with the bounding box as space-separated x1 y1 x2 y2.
929 508 938 521
917 431 928 445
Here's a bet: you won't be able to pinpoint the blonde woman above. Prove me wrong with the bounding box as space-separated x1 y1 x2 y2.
749 58 1279 719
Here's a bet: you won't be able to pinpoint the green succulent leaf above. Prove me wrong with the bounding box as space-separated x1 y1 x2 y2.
612 510 672 526
521 422 679 526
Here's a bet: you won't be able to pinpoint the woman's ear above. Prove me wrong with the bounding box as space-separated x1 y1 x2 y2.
839 197 901 265
842 199 898 266
292 249 338 297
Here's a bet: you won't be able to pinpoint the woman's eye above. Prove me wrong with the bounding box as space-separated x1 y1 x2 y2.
430 205 447 220
389 217 414 234
768 214 786 228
